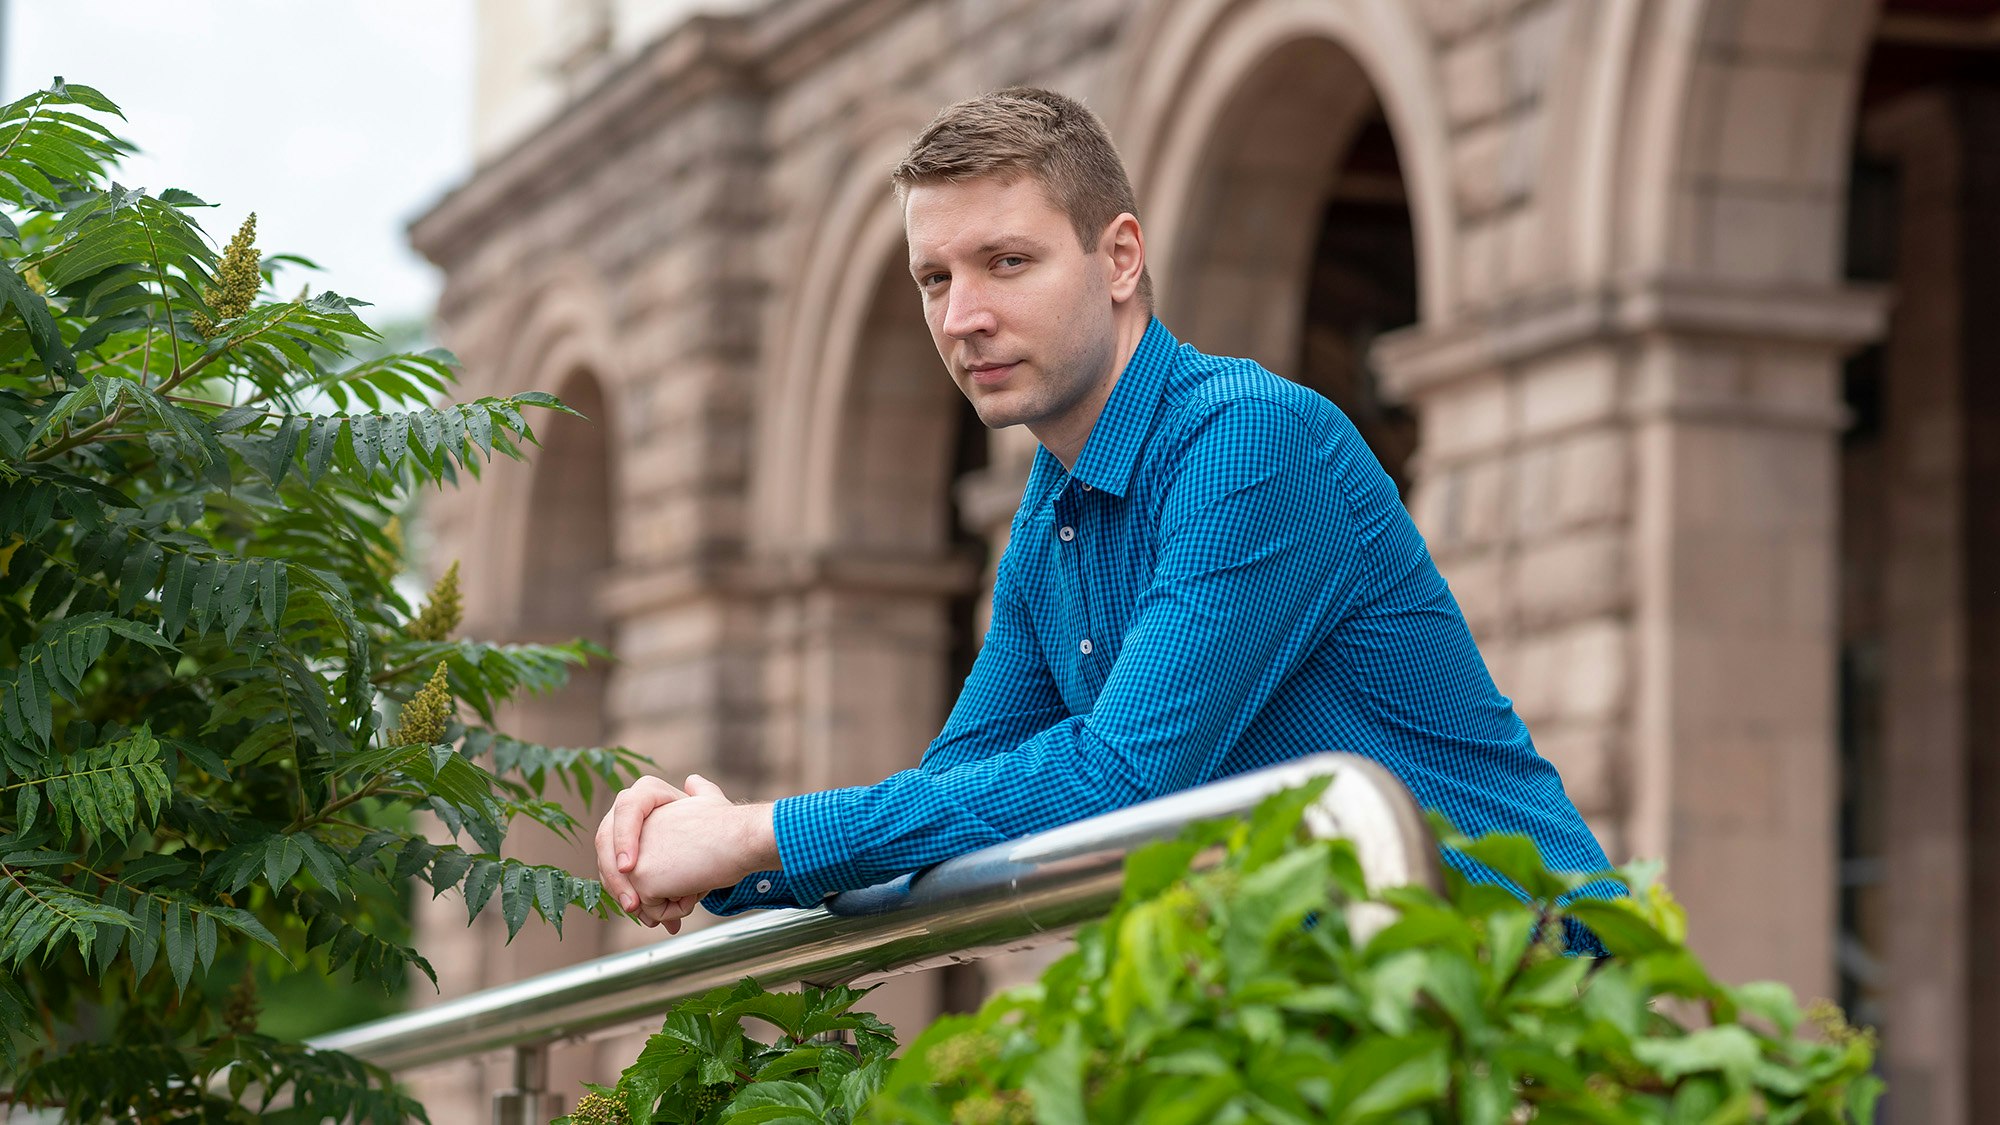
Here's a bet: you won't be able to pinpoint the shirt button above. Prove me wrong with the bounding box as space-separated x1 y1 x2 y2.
1080 482 1092 492
755 879 772 893
1079 639 1093 655
1059 525 1076 542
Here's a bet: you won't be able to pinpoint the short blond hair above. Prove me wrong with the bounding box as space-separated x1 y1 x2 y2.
893 87 1153 308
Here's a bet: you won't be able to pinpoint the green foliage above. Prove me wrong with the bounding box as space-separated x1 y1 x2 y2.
576 785 1879 1123
558 980 899 1125
0 78 651 1119
863 783 1883 1124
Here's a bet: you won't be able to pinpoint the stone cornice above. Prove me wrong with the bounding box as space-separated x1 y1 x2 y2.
751 0 930 86
408 0 928 270
1373 277 1892 400
410 15 761 269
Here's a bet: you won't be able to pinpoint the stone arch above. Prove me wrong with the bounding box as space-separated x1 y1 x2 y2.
1112 3 1425 486
513 369 615 641
753 171 983 785
1543 0 1650 289
754 111 936 549
793 197 929 549
1112 0 1457 325
465 267 628 633
1607 0 1879 287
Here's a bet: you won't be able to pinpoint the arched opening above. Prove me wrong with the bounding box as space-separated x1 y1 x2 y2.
492 368 619 1101
829 265 980 557
809 253 986 789
1837 4 2000 1118
517 370 614 644
501 370 615 809
406 366 620 1119
1160 36 1419 491
1296 113 1420 493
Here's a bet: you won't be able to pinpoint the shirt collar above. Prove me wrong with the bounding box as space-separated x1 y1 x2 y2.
1069 317 1178 499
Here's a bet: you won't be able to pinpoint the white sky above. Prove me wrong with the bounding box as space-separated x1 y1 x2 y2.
5 0 475 326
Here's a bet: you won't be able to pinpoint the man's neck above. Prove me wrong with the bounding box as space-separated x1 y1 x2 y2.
1034 310 1150 470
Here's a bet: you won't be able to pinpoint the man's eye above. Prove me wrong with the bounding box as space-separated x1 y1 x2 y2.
996 256 1026 269
920 273 947 288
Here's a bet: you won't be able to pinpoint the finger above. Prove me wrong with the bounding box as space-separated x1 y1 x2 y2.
594 811 639 909
638 894 695 931
634 892 670 927
595 811 641 910
684 773 727 800
606 777 686 889
612 777 687 872
597 779 684 912
662 896 696 935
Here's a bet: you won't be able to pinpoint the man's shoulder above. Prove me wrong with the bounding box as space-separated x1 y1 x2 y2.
1156 346 1340 458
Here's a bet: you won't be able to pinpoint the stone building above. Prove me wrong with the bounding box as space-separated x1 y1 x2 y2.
405 0 1999 1120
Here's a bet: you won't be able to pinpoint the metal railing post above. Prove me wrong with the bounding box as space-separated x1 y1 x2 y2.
491 1043 553 1125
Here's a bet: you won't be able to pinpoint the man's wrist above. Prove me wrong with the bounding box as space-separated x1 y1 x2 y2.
734 801 780 876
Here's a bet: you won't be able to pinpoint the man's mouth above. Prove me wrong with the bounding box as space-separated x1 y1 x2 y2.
965 361 1019 385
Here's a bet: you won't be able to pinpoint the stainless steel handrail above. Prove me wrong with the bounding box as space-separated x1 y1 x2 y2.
310 753 1440 1118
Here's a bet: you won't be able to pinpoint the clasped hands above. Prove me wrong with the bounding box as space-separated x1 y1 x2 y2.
592 773 779 934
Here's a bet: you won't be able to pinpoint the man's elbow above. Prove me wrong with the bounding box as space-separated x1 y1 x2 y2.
1070 724 1197 809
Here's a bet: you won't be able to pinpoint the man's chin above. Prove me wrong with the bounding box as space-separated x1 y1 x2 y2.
967 391 1031 431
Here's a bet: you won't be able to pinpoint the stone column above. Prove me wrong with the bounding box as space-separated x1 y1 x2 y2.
1964 91 2000 1125
1377 278 1883 1003
1861 90 1968 1125
1860 85 2000 1125
1623 317 1849 1003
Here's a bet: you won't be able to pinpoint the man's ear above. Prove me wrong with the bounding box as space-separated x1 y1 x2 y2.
1101 213 1146 304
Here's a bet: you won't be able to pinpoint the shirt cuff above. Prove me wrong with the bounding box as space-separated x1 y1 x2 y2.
700 870 796 916
771 787 865 904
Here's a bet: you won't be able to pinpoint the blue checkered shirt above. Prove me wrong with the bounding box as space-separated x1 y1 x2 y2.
704 318 1612 920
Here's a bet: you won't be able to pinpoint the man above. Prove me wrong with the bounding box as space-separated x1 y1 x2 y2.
594 87 1611 936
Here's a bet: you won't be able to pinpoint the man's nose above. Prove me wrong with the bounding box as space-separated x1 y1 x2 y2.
940 278 996 339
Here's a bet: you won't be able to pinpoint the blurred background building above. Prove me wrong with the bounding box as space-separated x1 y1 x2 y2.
406 0 1998 1121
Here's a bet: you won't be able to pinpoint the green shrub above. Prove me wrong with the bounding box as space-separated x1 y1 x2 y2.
563 980 897 1124
866 781 1882 1123
0 79 640 1120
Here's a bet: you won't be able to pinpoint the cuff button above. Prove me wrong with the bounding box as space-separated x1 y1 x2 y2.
755 879 773 893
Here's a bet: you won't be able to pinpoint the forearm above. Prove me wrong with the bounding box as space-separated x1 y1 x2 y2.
772 716 1160 903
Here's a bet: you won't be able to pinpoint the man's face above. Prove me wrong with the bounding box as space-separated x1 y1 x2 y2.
906 175 1119 436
